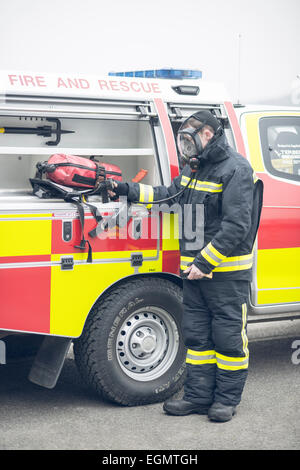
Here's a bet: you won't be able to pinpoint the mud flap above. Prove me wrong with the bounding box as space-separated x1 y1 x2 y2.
28 336 72 389
0 340 6 364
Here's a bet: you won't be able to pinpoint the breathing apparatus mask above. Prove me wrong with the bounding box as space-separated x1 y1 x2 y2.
177 110 222 171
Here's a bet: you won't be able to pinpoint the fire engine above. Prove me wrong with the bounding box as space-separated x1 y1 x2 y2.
0 69 299 406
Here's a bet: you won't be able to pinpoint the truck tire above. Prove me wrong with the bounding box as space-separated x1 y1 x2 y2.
73 277 186 406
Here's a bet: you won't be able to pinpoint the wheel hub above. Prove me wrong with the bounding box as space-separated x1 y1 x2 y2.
130 327 157 358
116 306 179 381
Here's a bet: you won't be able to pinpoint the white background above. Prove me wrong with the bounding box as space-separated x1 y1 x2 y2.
0 0 299 104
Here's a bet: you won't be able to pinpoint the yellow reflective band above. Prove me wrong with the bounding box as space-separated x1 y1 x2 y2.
213 263 253 272
216 352 249 362
139 184 154 204
187 349 215 356
216 363 248 371
181 256 194 263
0 128 5 133
181 175 190 184
201 243 226 267
213 253 253 272
242 303 249 357
201 249 219 266
216 352 249 371
197 180 221 187
180 176 223 193
148 186 154 204
182 252 253 273
223 254 253 262
180 255 194 271
139 184 145 203
181 175 222 188
145 186 153 209
207 243 226 261
186 349 216 365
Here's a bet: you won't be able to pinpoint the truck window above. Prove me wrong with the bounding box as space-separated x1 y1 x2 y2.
259 116 300 182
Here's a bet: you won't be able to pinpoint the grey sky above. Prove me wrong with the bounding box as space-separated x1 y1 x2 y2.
1 0 299 104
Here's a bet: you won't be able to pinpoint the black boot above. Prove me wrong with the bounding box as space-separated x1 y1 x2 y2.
163 399 209 416
208 402 237 422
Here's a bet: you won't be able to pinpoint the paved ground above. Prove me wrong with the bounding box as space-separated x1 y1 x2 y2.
0 331 299 451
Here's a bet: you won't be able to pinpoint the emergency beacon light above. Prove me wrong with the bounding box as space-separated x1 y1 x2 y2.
108 68 202 80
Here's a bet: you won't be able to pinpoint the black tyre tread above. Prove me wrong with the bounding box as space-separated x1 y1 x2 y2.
74 277 185 406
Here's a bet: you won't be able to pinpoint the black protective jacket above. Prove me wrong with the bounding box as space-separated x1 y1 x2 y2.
124 131 263 281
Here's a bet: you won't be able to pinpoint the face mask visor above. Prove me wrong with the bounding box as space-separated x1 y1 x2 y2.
177 126 203 161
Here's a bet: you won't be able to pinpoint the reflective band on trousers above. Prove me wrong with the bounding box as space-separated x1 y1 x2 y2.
186 349 216 365
181 175 223 193
186 349 249 371
216 352 249 371
241 303 249 358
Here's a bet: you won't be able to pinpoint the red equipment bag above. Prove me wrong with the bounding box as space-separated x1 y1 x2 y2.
44 154 122 189
31 154 147 264
31 155 123 264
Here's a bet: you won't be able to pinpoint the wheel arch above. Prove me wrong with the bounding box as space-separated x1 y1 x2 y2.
78 272 183 339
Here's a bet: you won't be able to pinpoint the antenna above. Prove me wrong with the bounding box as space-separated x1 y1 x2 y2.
237 33 242 104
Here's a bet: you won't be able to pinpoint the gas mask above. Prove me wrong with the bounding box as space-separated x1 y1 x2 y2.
176 111 222 171
177 124 206 171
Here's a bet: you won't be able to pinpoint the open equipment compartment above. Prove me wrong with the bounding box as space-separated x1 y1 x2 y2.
0 111 161 200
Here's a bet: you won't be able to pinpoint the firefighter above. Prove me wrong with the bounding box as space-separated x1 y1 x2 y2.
109 110 263 422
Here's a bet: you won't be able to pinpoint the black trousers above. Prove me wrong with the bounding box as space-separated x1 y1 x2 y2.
182 279 250 407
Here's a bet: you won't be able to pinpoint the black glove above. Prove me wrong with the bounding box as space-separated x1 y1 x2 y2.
111 180 129 197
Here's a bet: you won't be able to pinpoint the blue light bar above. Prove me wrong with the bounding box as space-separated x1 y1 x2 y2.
108 68 202 79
